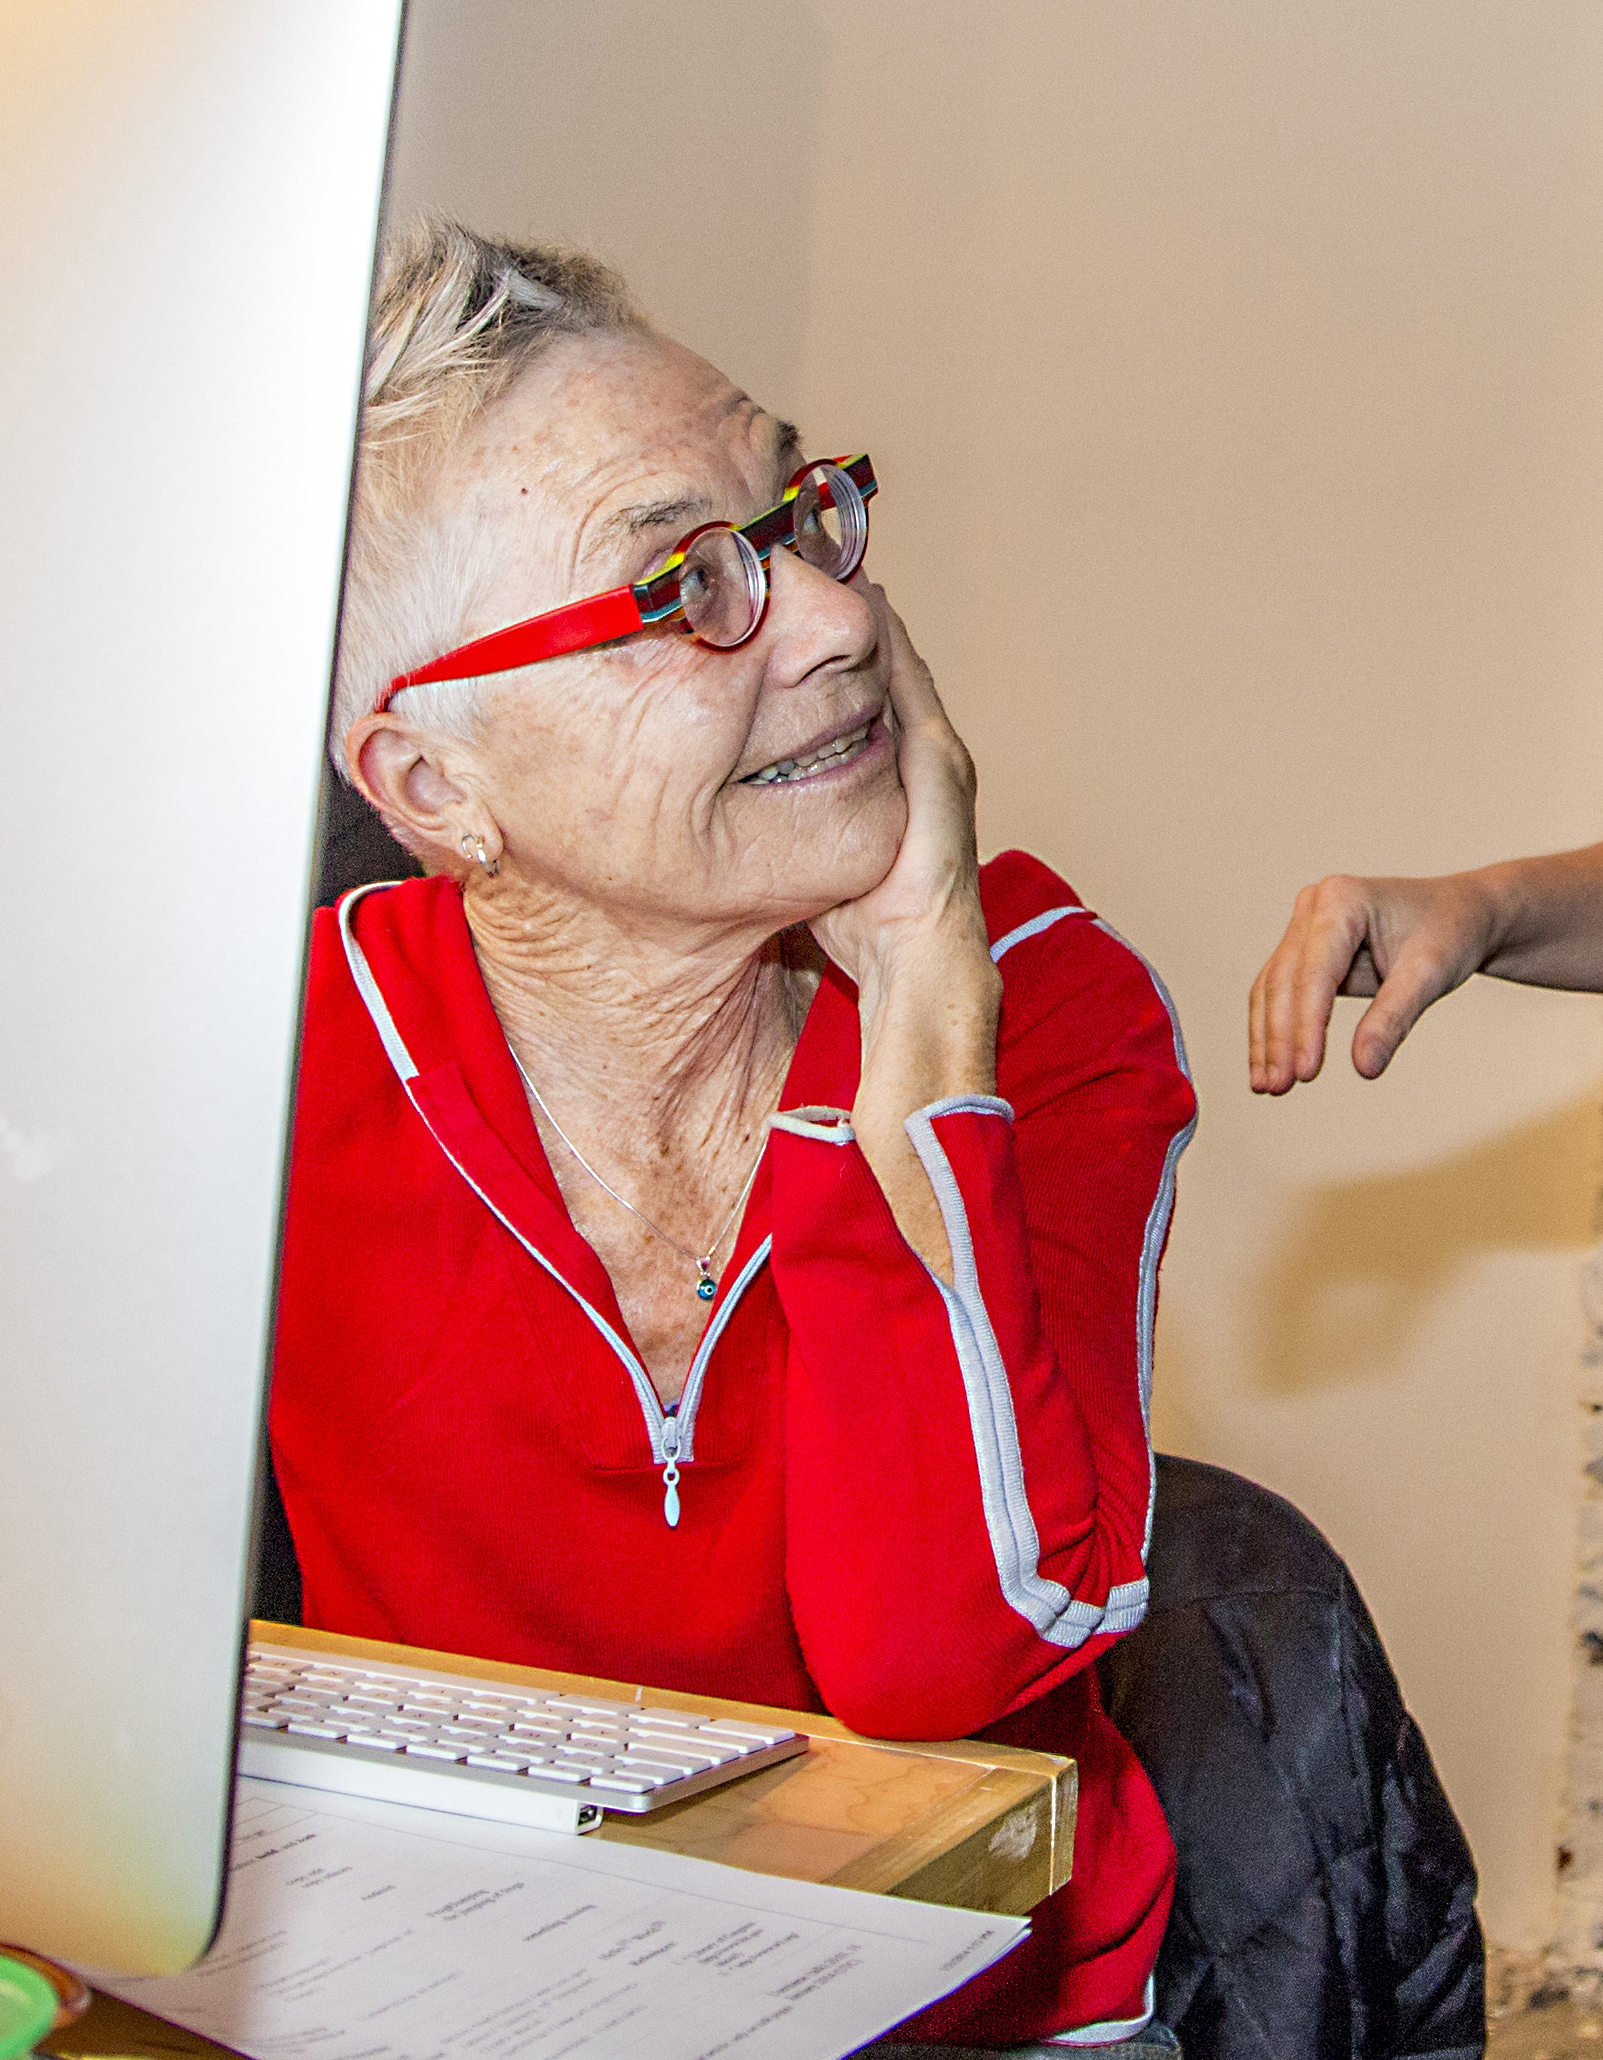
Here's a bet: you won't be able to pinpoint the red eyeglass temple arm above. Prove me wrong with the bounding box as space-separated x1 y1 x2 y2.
376 457 875 713
375 585 644 710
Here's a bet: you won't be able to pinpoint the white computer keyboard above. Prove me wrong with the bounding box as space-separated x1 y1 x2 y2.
239 1642 807 1837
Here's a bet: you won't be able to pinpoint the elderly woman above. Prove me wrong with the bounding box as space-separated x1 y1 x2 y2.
270 219 1192 2051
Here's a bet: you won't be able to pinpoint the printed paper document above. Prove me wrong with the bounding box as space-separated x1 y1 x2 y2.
97 1780 1028 2060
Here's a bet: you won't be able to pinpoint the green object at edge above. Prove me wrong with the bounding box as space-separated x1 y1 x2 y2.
0 1958 56 2060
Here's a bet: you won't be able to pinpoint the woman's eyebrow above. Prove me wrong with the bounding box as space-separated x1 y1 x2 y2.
771 420 803 489
591 421 804 562
610 493 712 538
583 492 713 567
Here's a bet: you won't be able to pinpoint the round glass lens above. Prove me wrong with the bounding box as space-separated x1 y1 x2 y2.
791 464 868 580
678 527 765 647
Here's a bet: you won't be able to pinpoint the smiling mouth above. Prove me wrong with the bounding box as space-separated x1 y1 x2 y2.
742 719 878 787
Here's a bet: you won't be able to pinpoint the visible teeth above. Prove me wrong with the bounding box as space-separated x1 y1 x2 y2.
746 722 873 787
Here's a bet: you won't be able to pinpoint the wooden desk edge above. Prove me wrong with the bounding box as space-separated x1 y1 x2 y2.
251 1619 1076 1895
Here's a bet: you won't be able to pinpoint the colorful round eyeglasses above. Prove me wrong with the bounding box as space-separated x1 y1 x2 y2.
378 453 877 712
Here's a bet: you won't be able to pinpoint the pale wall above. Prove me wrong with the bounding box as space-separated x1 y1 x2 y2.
386 0 1603 1949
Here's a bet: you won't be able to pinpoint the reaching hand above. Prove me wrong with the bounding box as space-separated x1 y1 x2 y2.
1248 873 1496 1093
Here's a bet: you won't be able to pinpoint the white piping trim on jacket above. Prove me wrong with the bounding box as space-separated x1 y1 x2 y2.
673 1234 773 1462
1093 918 1197 1559
335 885 769 1470
990 903 1088 963
906 1097 1111 1650
1049 1973 1157 2046
768 1105 856 1145
338 884 417 1079
403 1080 667 1448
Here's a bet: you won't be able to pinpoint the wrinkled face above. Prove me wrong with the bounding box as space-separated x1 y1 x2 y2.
422 333 905 937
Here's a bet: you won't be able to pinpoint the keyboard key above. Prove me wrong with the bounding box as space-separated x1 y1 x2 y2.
703 1721 796 1745
404 1742 468 1762
342 1732 404 1753
286 1720 346 1739
589 1773 662 1794
466 1752 534 1772
546 1696 638 1717
531 1763 591 1784
554 1749 615 1769
242 1710 287 1729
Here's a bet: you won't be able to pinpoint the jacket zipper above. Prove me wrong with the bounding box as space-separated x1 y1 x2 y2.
635 1235 774 1527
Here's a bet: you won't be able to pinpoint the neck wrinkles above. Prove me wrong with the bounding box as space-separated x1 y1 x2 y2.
464 876 813 1164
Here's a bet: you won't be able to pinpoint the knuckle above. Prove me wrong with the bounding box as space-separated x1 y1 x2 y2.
1308 874 1357 914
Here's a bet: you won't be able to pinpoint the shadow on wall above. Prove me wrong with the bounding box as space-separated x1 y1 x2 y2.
1253 1092 1603 1395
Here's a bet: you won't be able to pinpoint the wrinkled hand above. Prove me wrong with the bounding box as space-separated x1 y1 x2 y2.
809 591 991 993
810 592 998 1283
1248 873 1495 1093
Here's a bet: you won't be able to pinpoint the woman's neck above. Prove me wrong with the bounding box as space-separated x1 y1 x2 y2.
465 876 810 1170
461 874 819 1407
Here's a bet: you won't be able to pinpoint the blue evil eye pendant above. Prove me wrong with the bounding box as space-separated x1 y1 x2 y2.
695 1261 716 1303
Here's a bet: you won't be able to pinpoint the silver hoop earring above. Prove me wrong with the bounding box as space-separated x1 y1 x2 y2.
460 833 499 879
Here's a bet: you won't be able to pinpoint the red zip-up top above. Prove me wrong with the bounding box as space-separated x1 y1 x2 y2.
270 849 1197 2045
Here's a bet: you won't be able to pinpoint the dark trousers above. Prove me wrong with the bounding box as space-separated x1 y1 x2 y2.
1096 1458 1484 2060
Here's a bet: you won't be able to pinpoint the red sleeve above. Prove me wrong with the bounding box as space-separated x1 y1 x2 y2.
767 860 1196 1740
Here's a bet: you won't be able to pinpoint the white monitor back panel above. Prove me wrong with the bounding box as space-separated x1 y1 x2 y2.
0 2 401 1971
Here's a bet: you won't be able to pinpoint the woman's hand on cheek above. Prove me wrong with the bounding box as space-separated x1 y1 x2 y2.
809 595 992 995
809 593 1002 1284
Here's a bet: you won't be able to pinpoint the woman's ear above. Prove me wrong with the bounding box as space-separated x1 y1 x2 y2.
344 712 494 871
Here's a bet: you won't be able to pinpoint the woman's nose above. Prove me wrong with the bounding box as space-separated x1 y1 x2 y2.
761 541 878 685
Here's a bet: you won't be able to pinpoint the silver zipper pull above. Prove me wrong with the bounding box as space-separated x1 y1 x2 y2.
661 1419 682 1528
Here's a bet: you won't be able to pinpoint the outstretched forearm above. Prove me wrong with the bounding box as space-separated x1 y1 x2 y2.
1475 843 1603 988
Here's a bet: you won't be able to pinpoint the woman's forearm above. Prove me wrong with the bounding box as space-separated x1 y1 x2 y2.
850 921 1002 1282
1476 843 1603 988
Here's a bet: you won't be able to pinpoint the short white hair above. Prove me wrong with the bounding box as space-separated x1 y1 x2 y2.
330 216 645 786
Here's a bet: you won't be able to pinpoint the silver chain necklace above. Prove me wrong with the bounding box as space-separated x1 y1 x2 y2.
510 1048 767 1302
